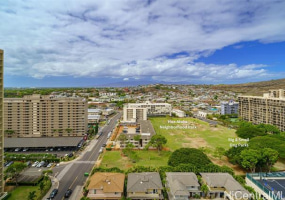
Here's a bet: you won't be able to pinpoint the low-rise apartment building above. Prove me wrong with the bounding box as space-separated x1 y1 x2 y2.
123 101 171 122
221 100 239 115
4 94 88 137
120 120 155 149
172 109 186 117
239 89 285 131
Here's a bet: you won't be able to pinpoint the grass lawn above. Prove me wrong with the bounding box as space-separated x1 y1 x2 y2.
150 117 246 151
7 179 51 200
101 150 171 170
8 186 40 200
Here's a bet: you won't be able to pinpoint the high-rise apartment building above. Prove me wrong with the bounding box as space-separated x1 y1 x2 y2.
4 94 88 137
123 101 171 122
220 100 239 115
0 49 4 194
239 89 285 131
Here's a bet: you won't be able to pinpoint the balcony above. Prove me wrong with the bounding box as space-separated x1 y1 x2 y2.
87 192 122 199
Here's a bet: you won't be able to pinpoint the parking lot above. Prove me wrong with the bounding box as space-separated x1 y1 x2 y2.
18 166 50 183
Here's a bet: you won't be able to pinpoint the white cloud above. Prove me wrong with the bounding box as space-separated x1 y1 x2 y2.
0 0 285 83
123 78 129 81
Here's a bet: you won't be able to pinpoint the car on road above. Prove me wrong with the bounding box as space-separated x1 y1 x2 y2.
99 147 104 154
64 189 72 198
102 143 107 147
49 188 58 198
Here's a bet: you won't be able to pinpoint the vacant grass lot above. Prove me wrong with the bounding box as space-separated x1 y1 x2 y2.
101 150 171 170
101 117 246 171
150 117 245 151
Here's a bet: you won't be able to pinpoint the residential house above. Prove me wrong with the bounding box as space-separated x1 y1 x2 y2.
127 172 164 200
166 172 201 200
87 172 125 200
200 173 251 200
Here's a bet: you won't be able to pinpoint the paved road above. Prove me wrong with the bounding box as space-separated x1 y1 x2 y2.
48 112 122 200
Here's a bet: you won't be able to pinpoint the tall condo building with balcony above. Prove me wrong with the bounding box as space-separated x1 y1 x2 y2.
238 89 285 131
4 94 88 137
0 49 4 194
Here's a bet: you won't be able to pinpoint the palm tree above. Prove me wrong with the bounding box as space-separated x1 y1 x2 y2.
27 191 37 200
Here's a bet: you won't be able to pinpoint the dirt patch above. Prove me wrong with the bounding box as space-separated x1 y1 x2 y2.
185 137 209 148
274 161 285 171
182 143 192 148
210 156 246 175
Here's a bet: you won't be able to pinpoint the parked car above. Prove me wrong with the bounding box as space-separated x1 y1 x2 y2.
99 147 104 154
37 161 45 168
6 161 14 167
43 162 49 167
102 143 107 147
64 189 72 198
32 161 39 167
47 163 54 168
26 161 32 166
68 153 73 158
49 188 58 198
14 148 22 152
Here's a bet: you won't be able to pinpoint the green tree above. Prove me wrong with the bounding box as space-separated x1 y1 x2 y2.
240 149 260 173
95 123 99 134
38 181 45 196
134 135 141 142
262 148 279 172
27 191 37 200
257 124 280 134
146 134 167 152
5 162 27 186
236 126 266 139
214 147 226 160
168 148 211 167
118 134 127 145
201 184 209 197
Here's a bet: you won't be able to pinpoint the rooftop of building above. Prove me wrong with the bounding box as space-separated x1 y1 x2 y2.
4 137 83 148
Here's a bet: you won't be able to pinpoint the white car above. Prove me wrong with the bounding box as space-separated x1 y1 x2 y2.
32 161 39 167
99 147 104 154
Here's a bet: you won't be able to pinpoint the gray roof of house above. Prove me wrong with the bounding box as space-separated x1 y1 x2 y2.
127 172 163 192
166 172 200 196
200 173 250 196
4 137 83 148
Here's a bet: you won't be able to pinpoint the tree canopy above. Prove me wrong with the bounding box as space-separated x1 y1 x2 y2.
168 148 211 167
147 134 167 152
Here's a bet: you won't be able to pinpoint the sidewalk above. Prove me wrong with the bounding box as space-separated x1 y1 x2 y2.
42 175 59 200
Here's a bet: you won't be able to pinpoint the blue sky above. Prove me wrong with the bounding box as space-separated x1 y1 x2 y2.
1 0 285 87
